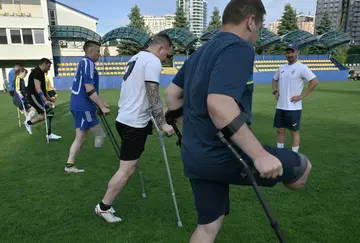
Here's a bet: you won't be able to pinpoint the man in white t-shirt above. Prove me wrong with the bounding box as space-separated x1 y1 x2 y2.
94 33 175 222
272 44 319 153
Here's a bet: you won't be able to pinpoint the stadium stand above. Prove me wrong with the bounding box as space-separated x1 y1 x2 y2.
51 26 352 90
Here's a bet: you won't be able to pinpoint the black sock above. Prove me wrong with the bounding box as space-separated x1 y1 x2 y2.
100 201 111 211
27 120 33 125
47 115 53 135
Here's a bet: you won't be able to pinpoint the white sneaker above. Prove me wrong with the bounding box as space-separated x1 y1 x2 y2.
24 121 32 135
47 133 62 140
95 204 122 223
64 166 85 173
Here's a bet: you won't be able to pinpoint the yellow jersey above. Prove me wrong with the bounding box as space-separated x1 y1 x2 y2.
45 74 54 91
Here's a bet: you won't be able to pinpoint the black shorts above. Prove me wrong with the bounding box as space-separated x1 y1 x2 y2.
29 94 48 114
189 146 309 225
273 109 302 131
115 121 153 161
13 95 31 111
47 90 57 98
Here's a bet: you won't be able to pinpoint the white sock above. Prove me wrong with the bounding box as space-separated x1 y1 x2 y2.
292 146 299 152
277 143 284 149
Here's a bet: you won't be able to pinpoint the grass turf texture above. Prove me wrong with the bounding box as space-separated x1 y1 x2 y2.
0 81 359 243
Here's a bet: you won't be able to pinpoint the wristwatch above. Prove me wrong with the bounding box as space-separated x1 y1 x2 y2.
273 90 278 95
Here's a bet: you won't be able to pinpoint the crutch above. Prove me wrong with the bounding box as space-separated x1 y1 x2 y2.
97 108 147 199
166 116 285 242
148 112 183 228
37 95 50 144
17 108 21 127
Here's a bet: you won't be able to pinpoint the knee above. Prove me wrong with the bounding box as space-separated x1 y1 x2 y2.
75 131 87 143
120 161 137 178
285 159 312 190
198 216 224 237
277 128 285 135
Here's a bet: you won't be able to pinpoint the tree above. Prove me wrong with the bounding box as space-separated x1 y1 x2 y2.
174 6 188 29
127 4 151 34
172 6 190 55
316 12 331 35
265 4 298 54
309 13 332 54
117 4 149 56
277 4 298 36
207 7 221 32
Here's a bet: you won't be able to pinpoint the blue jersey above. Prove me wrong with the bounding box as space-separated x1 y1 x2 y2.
8 68 15 91
70 57 99 112
171 32 255 179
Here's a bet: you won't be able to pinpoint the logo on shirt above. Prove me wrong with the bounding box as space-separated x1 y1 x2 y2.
291 70 296 75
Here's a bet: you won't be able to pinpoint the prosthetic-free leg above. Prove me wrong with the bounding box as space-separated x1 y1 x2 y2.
97 109 147 199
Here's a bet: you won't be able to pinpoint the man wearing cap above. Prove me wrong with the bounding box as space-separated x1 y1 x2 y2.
272 44 319 153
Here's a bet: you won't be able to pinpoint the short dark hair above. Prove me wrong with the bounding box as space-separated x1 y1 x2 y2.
222 0 266 26
40 58 52 65
14 63 23 68
83 40 101 52
150 33 173 47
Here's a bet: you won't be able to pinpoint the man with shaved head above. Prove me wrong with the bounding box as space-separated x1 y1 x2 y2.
94 33 175 223
65 40 110 173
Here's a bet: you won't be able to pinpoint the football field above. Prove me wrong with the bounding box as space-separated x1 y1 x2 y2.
1 81 359 243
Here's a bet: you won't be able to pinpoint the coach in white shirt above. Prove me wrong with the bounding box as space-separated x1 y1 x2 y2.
272 44 319 153
94 33 175 222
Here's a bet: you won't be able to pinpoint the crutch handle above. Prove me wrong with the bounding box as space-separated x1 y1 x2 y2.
159 131 166 137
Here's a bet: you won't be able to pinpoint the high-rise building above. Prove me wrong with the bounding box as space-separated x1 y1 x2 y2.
315 0 343 32
315 0 360 43
143 14 176 35
347 0 360 43
177 0 207 37
203 0 208 31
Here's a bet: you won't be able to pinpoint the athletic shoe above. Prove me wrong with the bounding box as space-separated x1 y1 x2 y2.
24 121 32 135
47 133 62 140
95 204 122 223
64 166 85 173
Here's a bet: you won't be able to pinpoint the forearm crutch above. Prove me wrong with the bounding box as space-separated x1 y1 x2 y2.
39 98 49 144
217 131 286 243
149 113 183 228
167 119 285 242
97 108 146 199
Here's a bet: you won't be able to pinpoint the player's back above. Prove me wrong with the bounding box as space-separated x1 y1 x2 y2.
27 66 45 96
179 32 254 178
70 57 98 112
116 51 161 128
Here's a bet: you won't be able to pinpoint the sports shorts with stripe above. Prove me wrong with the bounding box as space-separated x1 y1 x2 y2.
71 110 99 131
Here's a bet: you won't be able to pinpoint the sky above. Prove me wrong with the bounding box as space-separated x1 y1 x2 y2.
58 0 317 35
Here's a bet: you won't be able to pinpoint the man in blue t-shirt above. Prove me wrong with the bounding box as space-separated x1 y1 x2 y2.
8 63 23 96
65 40 110 173
164 0 313 242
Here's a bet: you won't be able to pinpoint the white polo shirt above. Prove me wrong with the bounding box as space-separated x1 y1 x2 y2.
274 61 316 111
116 51 162 128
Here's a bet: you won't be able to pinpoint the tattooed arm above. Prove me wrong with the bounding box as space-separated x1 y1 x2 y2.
145 81 166 127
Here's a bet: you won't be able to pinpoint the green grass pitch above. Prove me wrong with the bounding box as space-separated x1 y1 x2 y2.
0 81 360 243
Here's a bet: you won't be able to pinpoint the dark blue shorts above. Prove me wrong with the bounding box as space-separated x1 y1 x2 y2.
71 110 99 131
189 146 308 225
273 109 302 131
13 95 31 111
